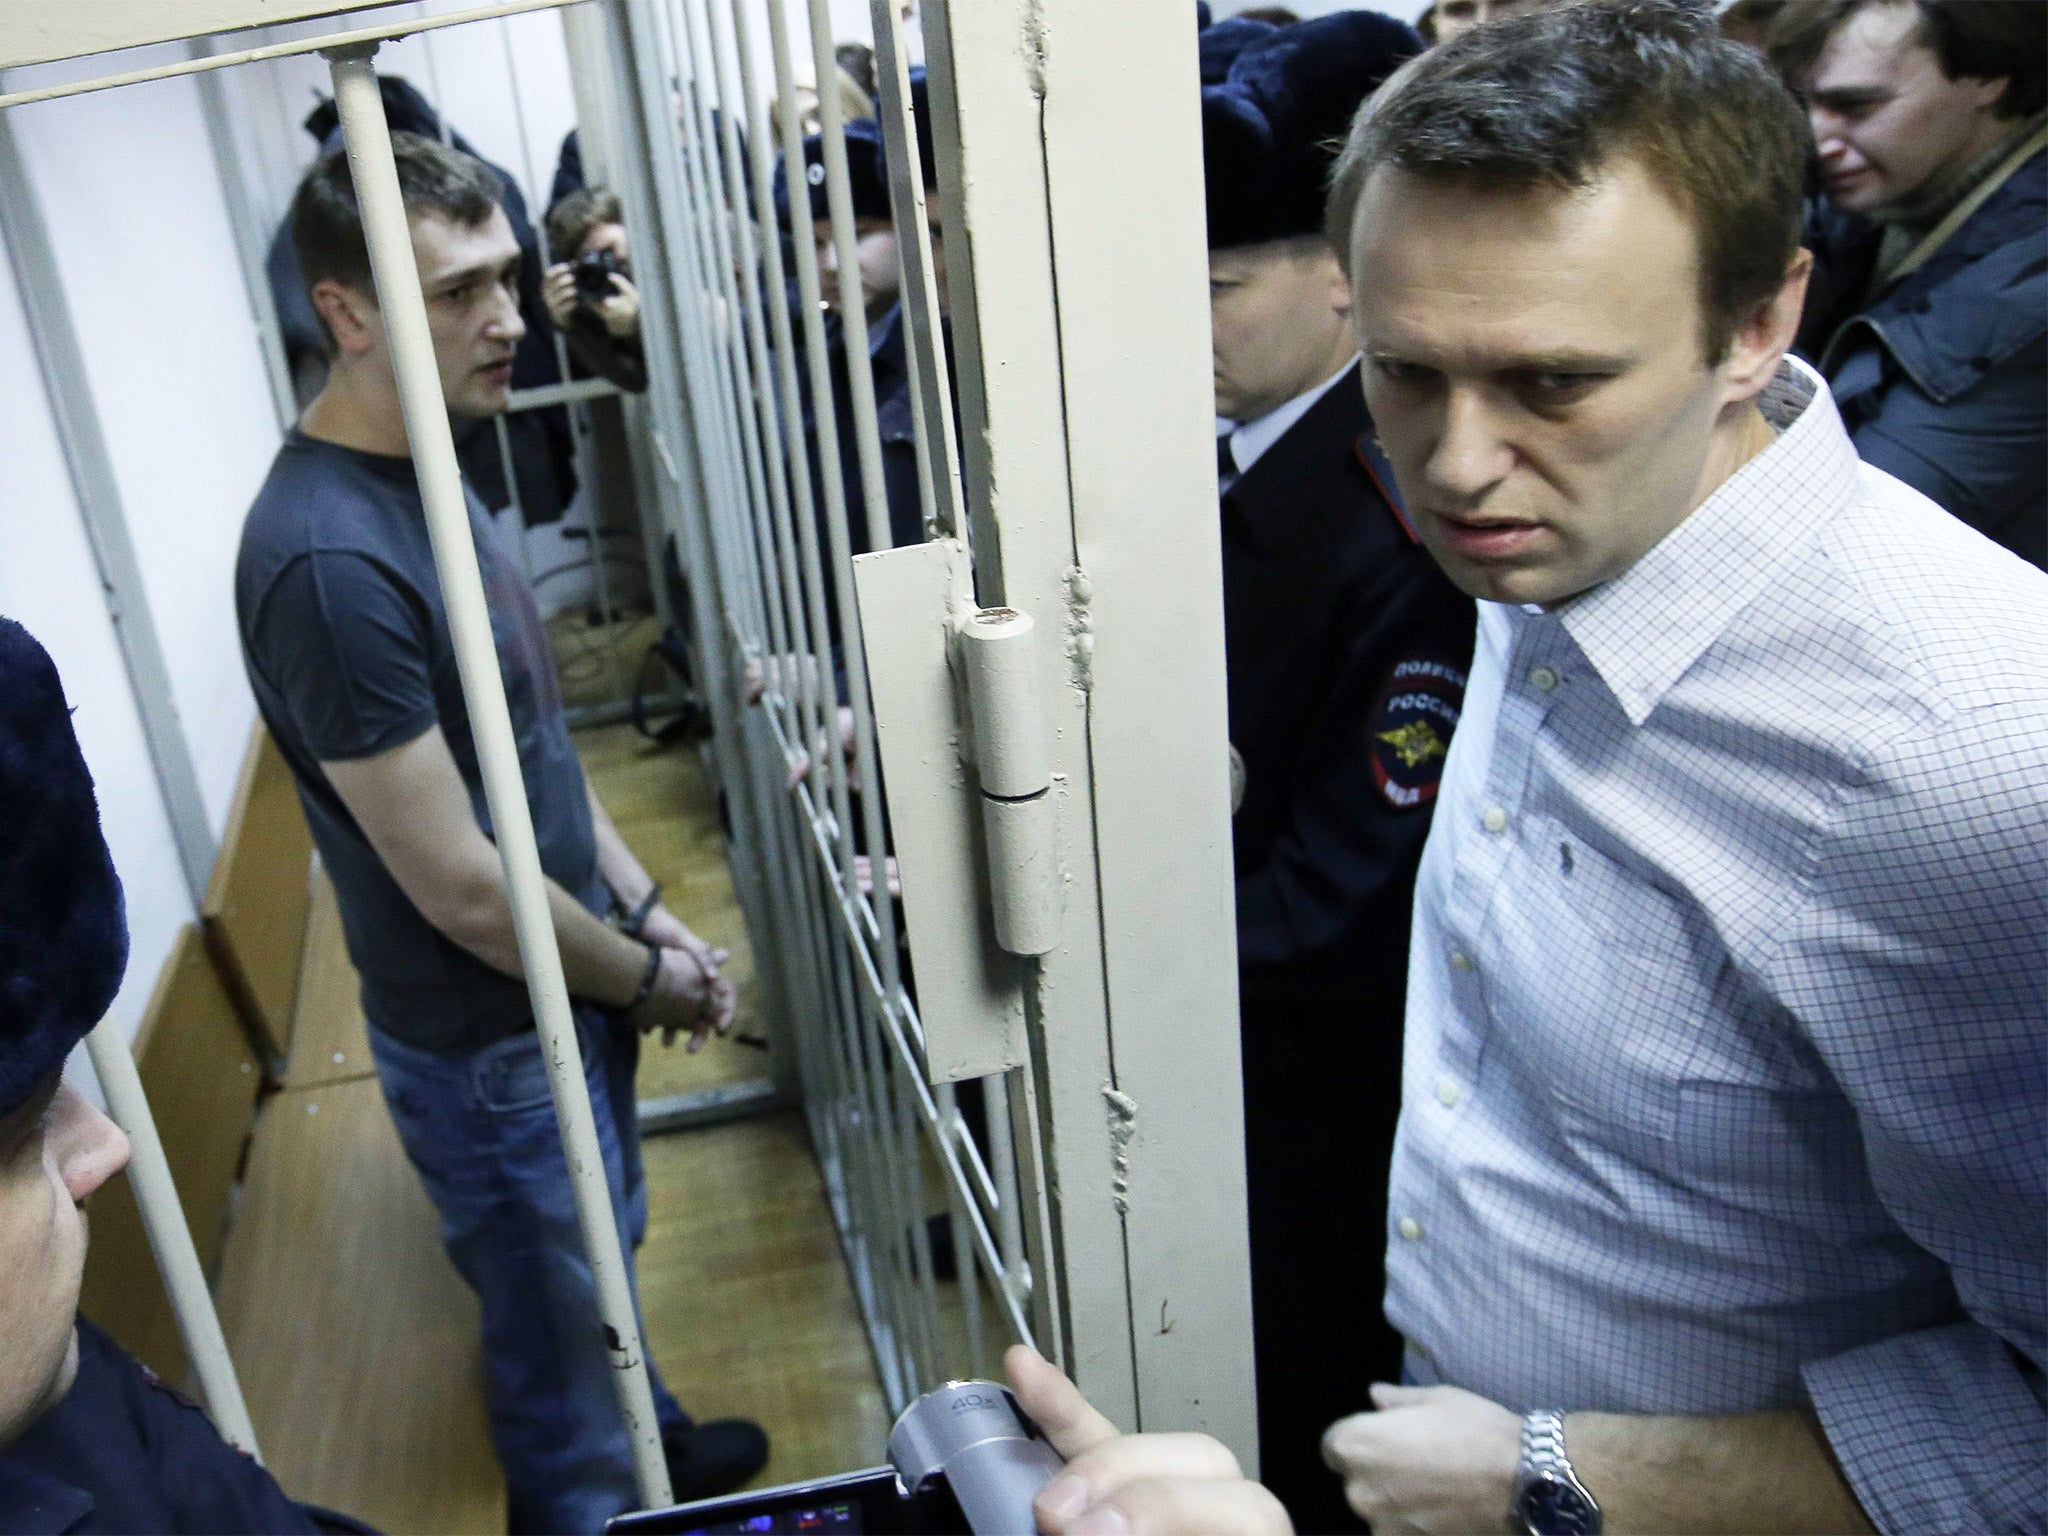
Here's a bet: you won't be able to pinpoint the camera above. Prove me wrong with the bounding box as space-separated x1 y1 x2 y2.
607 1380 1065 1535
573 247 625 303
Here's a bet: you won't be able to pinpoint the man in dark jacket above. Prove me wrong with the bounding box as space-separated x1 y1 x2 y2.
1202 14 1474 1529
0 617 363 1534
1773 0 2046 566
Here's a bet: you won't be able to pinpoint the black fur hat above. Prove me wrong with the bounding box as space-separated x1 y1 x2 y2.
1200 16 1278 85
1202 10 1424 250
0 618 128 1121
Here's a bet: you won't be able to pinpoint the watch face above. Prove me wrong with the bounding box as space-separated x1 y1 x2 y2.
1522 1471 1600 1536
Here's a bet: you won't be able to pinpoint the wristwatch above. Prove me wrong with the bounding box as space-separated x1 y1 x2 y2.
1511 1410 1602 1535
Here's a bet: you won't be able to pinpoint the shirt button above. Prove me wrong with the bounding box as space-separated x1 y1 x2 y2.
1398 1217 1424 1241
1528 665 1560 692
1481 806 1508 834
1436 1078 1460 1108
1450 949 1476 972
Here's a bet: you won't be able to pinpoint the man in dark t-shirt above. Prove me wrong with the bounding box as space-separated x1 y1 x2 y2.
236 133 765 1532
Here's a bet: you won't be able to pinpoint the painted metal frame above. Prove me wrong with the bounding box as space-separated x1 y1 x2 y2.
922 0 1258 1459
0 109 219 909
5 0 1260 1497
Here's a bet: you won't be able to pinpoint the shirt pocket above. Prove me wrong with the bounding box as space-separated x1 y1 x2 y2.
1506 827 1721 1157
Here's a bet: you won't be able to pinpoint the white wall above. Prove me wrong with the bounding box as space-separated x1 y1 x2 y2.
0 50 284 1044
0 246 199 1049
10 71 279 836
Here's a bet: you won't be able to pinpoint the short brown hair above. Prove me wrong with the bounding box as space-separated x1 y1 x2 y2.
1326 0 1809 362
544 187 625 265
291 131 503 349
1767 0 2047 119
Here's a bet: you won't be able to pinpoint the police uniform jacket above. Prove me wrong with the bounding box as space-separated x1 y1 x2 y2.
1226 360 1474 1003
834 301 930 557
0 1320 363 1534
1224 360 1473 1532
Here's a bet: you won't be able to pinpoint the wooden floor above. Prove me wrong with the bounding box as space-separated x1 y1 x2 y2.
212 724 888 1533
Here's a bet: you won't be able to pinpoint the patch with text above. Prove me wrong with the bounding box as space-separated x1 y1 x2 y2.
1369 657 1466 808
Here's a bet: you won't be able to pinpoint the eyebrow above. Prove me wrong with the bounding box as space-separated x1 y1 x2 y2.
429 254 520 293
1807 85 1894 107
1369 348 1634 374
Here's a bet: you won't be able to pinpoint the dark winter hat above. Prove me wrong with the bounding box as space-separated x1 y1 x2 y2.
0 618 128 1122
775 120 892 226
773 67 938 227
1202 10 1423 250
1200 17 1279 85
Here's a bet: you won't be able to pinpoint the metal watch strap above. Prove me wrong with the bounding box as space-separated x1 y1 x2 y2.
1514 1409 1603 1536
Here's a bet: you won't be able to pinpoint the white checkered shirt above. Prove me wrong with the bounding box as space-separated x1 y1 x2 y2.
1387 358 2048 1534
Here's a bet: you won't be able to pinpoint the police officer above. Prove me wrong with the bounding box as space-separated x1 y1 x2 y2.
0 617 368 1534
776 72 950 560
1201 14 1475 1529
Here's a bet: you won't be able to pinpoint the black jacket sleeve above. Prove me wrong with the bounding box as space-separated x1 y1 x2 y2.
0 1321 335 1535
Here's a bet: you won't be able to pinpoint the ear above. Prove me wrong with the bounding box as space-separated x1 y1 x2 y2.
1962 74 2012 115
310 277 379 358
1718 247 1812 409
1317 243 1355 321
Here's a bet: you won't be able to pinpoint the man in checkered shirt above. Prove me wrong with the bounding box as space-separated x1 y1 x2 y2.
1286 6 2048 1535
1006 7 2043 1534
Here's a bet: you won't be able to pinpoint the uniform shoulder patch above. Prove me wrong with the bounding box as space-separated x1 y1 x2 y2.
1369 657 1467 808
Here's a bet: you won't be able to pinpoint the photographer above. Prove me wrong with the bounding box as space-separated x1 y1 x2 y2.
542 188 648 394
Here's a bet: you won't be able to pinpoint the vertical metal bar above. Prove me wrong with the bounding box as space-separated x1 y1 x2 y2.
84 1021 260 1458
726 0 843 1004
787 0 953 1382
420 28 458 148
676 0 798 746
703 0 816 755
801 0 911 1030
610 0 777 1057
867 0 966 540
0 111 217 909
500 14 629 705
921 0 1119 1412
656 0 811 1097
605 0 778 1120
323 48 670 1509
985 1069 1027 1280
189 45 297 430
760 0 862 937
938 1081 987 1375
626 0 778 1073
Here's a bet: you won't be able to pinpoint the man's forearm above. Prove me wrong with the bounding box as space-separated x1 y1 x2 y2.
1570 1407 1877 1536
586 783 654 911
453 869 652 1009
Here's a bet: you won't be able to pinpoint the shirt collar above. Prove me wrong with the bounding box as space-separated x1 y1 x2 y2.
1553 356 1862 726
0 1457 93 1535
1223 354 1359 483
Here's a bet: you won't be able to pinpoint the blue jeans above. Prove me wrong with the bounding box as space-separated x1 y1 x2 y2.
368 1008 688 1534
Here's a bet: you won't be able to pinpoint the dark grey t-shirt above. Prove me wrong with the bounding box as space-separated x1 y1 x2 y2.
236 430 606 1055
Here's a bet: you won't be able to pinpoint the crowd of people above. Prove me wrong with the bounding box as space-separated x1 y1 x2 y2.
1 1 2043 1533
